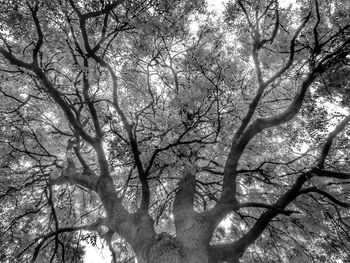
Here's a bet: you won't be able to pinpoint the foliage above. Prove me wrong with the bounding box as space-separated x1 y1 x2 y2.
1 0 350 262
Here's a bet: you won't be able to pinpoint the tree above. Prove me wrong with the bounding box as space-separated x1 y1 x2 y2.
1 0 350 262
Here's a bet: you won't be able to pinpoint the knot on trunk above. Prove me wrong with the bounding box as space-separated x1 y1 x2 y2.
148 233 185 263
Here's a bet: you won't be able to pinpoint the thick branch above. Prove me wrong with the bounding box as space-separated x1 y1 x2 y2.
0 45 131 232
208 13 313 226
27 1 43 63
312 0 321 54
173 166 196 217
211 17 350 229
34 68 97 144
82 58 103 138
49 143 98 191
259 0 279 47
0 47 32 69
50 165 99 191
70 1 150 210
210 171 311 262
208 72 316 226
239 202 298 215
0 46 97 144
1 4 114 187
317 114 350 168
173 166 198 240
209 242 243 263
210 112 350 261
236 72 317 158
313 169 350 180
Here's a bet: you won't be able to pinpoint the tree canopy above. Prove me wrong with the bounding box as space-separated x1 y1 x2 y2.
1 0 350 262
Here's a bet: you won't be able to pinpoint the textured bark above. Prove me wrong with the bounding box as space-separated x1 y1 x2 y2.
133 232 243 263
135 232 217 263
172 168 213 262
147 233 185 263
131 168 217 263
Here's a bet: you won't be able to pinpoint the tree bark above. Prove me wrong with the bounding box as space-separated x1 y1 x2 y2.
133 232 243 263
135 232 221 263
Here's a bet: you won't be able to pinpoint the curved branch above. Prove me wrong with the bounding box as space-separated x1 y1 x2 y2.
49 143 99 190
259 0 279 47
264 12 311 87
317 114 350 168
0 45 97 144
207 13 314 227
236 72 317 158
50 167 99 191
223 111 350 259
31 219 105 263
69 1 150 210
208 111 350 262
210 171 311 262
298 187 350 208
0 47 33 69
34 67 97 144
26 1 43 63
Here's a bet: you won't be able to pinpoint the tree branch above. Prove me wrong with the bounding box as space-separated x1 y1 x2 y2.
207 13 314 226
210 171 311 262
173 166 196 219
317 114 350 168
26 0 43 64
209 110 350 262
31 218 105 263
298 187 350 208
82 58 103 138
239 202 299 215
313 169 350 180
69 1 150 210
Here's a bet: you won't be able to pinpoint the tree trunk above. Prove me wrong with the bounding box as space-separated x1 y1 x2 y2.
135 232 211 263
113 169 242 263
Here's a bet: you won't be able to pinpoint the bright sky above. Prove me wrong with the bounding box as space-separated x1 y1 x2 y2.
84 241 111 263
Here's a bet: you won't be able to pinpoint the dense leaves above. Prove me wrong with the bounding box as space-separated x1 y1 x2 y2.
1 0 350 262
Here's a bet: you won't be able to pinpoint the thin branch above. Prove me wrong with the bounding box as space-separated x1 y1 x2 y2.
31 218 105 263
298 187 350 208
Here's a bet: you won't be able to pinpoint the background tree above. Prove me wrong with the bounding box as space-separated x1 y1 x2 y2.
1 0 350 262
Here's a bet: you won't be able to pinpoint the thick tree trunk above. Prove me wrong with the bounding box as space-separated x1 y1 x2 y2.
133 168 215 263
108 169 243 263
146 233 185 263
135 232 211 263
134 232 243 263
